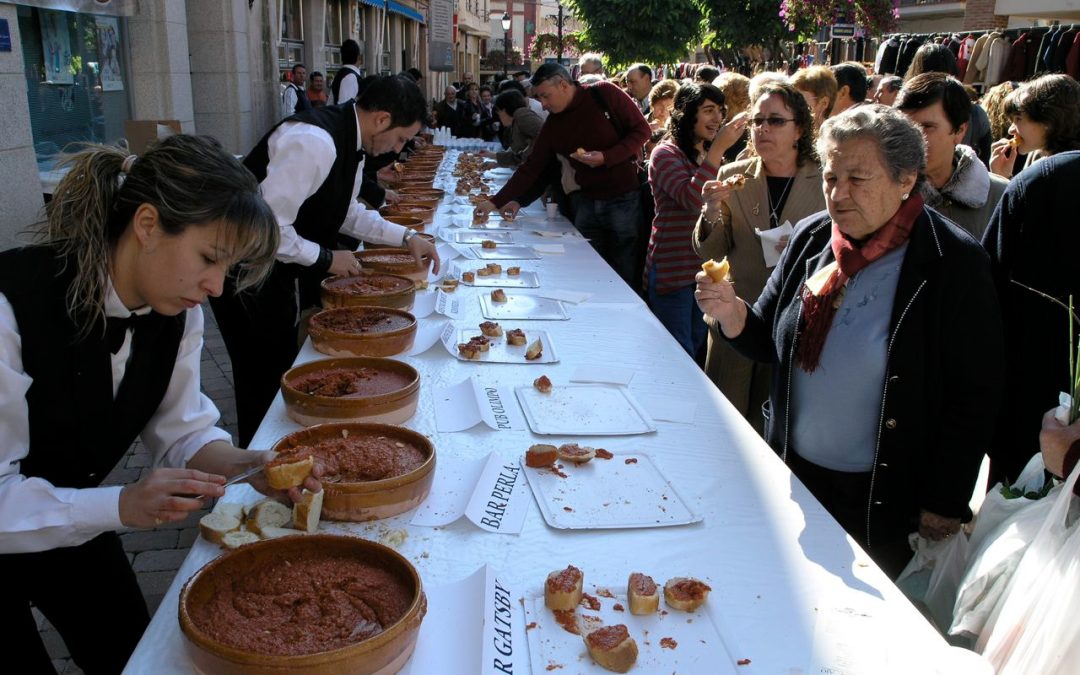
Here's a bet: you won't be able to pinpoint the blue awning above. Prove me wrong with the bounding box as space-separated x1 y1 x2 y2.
357 0 382 7
387 1 425 23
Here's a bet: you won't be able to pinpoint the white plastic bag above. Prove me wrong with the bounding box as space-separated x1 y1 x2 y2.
976 461 1080 674
969 453 1048 551
949 485 1059 639
896 531 970 631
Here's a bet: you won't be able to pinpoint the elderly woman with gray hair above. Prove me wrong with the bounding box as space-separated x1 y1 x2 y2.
694 104 1004 577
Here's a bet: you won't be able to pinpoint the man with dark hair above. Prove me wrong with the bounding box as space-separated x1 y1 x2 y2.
695 65 720 84
625 63 654 114
406 67 423 83
499 77 546 120
281 63 312 118
896 73 1007 240
830 62 869 114
331 39 363 104
307 71 328 107
475 63 650 286
211 75 439 446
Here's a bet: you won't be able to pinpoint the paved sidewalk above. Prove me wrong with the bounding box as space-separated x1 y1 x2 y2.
37 303 236 674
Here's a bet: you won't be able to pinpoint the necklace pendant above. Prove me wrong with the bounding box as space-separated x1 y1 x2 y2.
752 203 760 216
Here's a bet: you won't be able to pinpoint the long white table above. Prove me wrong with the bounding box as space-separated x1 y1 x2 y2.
124 150 955 674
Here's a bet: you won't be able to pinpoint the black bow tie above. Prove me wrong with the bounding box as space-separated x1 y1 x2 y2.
105 313 150 354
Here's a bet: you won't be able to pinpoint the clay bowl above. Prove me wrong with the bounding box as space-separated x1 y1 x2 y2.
320 272 416 311
309 307 417 358
271 423 436 521
364 233 435 251
393 195 440 209
353 249 430 282
397 187 445 199
403 162 440 172
379 204 435 225
281 357 420 427
381 215 425 233
179 534 426 675
385 177 434 190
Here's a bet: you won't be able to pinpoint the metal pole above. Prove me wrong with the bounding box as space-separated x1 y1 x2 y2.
504 31 509 77
557 4 564 64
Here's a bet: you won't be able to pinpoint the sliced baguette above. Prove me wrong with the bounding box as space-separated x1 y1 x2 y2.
259 526 305 540
211 501 245 522
198 512 241 545
663 576 712 612
222 530 261 549
544 565 584 610
265 454 315 490
627 572 659 615
583 624 638 673
293 489 324 534
246 499 292 535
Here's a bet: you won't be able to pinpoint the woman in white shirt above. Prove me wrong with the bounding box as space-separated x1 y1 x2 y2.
0 135 321 673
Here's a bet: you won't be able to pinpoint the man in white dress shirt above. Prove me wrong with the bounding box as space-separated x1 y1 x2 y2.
210 74 439 446
281 63 311 118
331 39 363 104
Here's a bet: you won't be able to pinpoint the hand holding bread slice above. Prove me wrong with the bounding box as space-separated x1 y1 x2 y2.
701 257 731 283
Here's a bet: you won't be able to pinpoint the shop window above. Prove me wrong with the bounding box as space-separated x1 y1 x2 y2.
18 6 131 171
324 0 347 69
278 0 304 77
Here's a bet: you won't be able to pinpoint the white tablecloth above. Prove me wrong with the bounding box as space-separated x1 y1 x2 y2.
123 150 949 674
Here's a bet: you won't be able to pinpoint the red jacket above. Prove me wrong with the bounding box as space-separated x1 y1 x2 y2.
492 82 650 208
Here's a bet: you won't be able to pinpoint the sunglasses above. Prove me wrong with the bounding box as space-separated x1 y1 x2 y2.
750 117 795 128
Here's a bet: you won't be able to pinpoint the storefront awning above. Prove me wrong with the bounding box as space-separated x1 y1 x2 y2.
387 1 425 23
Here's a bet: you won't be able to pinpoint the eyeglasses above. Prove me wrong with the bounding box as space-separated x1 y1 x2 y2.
750 117 796 128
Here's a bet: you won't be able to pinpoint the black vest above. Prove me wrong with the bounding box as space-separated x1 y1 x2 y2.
0 246 186 488
244 103 364 250
330 67 359 105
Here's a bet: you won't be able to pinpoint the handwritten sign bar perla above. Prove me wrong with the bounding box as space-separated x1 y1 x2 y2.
428 0 454 72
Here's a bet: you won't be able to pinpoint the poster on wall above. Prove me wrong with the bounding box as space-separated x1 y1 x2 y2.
95 17 123 91
427 0 454 72
38 10 73 85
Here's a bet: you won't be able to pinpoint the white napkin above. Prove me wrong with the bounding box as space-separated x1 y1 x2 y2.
755 220 794 268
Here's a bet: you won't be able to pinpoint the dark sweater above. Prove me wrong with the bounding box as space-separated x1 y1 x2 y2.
492 82 650 208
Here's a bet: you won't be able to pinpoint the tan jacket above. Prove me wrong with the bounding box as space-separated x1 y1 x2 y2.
691 156 825 428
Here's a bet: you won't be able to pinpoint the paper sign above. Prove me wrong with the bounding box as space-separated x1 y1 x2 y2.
401 566 524 675
411 454 489 526
433 376 525 433
413 291 436 318
436 242 460 263
408 319 448 356
464 453 530 534
435 288 465 319
755 220 794 268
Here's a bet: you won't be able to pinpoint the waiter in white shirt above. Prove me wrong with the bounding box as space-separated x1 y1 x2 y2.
210 74 439 447
0 135 321 674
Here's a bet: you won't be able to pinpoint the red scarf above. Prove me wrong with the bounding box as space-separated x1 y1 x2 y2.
796 194 923 372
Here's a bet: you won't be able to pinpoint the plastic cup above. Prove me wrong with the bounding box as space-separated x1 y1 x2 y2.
545 202 558 219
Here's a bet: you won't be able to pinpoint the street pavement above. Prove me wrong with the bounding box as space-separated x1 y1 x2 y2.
37 303 237 674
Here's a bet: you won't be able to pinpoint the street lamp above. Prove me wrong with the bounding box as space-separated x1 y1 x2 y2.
501 11 511 78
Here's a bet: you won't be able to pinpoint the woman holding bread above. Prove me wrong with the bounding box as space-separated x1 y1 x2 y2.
692 82 824 432
0 136 321 672
989 74 1080 180
695 105 1003 577
645 83 746 357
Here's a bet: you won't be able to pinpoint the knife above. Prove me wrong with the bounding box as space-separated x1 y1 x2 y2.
222 463 265 488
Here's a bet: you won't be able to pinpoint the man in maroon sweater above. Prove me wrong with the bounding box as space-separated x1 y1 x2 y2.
475 63 651 285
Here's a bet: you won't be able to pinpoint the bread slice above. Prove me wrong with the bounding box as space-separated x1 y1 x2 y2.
198 512 241 545
583 624 638 673
525 444 558 468
701 257 731 283
506 329 527 346
525 338 543 360
293 489 324 534
222 530 260 549
264 454 314 490
544 565 584 610
627 572 659 615
558 443 595 464
491 288 508 303
211 501 245 522
259 526 304 540
663 577 712 612
533 375 553 393
480 321 503 337
245 500 292 535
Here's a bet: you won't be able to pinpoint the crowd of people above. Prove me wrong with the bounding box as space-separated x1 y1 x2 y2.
5 35 1080 671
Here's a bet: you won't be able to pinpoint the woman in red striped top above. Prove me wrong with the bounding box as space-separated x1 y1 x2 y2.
646 83 748 357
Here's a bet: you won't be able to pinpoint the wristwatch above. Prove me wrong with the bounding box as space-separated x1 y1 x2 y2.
401 228 419 247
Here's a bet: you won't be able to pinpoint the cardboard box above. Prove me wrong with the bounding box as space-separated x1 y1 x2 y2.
124 120 182 154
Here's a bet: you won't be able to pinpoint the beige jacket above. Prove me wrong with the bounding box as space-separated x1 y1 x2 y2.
692 157 825 427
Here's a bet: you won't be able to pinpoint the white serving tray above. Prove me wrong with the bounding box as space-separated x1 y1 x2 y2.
453 262 539 288
480 294 568 320
521 452 700 529
444 327 559 364
515 384 656 435
469 245 540 260
452 230 516 244
523 587 739 675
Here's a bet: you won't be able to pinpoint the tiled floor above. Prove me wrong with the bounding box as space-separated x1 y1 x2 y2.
37 304 237 674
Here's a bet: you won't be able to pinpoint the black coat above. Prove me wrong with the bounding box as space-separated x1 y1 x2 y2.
982 151 1080 484
729 207 1004 549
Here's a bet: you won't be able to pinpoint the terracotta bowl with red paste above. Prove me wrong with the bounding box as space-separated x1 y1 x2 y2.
271 422 436 521
320 272 416 311
397 186 445 200
379 204 435 225
308 307 417 359
354 248 431 282
380 215 426 233
281 357 420 427
179 534 426 674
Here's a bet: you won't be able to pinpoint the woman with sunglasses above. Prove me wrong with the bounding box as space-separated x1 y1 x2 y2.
693 82 824 432
645 83 746 357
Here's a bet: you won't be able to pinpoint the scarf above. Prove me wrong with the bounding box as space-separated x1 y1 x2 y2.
796 193 923 372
